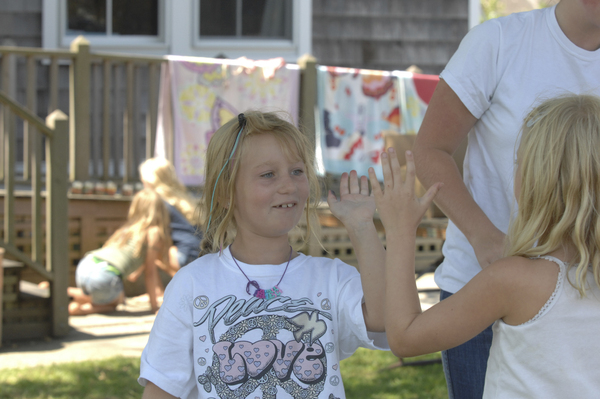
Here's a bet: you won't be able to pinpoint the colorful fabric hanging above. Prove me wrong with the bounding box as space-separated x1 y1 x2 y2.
155 56 300 186
316 66 438 178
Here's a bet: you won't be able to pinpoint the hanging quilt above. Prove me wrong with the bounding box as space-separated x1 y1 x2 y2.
316 66 438 178
155 55 300 186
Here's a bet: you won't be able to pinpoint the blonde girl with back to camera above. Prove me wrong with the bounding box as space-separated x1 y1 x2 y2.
371 94 600 398
140 157 202 271
68 188 172 315
139 111 387 399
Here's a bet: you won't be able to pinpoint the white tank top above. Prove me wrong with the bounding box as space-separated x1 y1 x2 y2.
483 256 600 398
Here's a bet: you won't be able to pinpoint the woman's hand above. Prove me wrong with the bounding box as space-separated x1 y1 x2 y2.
368 149 442 236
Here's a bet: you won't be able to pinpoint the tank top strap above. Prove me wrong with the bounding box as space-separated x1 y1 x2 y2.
521 255 566 325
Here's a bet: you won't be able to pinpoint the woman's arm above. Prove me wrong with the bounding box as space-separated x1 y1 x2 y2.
328 171 386 332
413 80 505 268
370 149 516 357
142 382 178 399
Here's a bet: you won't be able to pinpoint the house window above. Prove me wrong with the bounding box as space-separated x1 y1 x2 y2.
199 0 292 40
67 0 159 36
44 0 310 60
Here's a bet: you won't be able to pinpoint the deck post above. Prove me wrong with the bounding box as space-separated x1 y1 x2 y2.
2 50 16 245
147 63 159 159
69 36 91 182
0 247 4 346
297 54 317 143
297 54 320 257
46 110 70 337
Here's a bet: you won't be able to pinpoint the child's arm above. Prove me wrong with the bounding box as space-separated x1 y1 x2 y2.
142 381 177 399
144 226 164 313
328 170 386 332
155 247 180 277
370 149 519 357
126 263 145 283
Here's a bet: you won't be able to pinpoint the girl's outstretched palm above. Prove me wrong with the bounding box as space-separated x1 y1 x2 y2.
328 170 376 229
368 149 441 235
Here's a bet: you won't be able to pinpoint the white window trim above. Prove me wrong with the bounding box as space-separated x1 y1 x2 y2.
189 0 311 61
469 0 482 29
43 0 168 54
43 0 312 61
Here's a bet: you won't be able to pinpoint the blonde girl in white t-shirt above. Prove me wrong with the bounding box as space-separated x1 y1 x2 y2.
140 111 387 399
372 94 600 398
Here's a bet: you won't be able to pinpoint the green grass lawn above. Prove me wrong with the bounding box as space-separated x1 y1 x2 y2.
0 349 446 399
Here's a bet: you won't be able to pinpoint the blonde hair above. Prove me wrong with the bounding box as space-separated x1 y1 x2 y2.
139 157 198 223
103 188 172 263
199 111 321 256
506 94 600 296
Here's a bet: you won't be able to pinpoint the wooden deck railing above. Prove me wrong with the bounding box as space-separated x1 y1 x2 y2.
0 37 320 186
0 89 70 338
0 36 165 184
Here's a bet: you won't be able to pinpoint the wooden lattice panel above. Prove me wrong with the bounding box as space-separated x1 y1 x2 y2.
1 195 132 286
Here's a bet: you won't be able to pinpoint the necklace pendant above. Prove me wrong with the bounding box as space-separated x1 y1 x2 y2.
232 246 292 300
254 285 282 300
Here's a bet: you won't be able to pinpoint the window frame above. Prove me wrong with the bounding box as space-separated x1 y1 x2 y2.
43 0 312 61
193 0 296 51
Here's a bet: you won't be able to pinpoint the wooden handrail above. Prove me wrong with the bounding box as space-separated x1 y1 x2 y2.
0 46 74 59
0 242 53 281
0 46 165 64
0 90 54 138
91 51 166 64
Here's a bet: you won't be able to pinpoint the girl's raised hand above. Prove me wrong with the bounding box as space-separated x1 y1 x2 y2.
368 149 442 235
328 170 376 230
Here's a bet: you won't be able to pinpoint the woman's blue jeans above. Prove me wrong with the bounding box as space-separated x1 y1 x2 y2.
440 289 494 399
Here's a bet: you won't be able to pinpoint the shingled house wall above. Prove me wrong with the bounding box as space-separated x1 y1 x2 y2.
312 0 470 74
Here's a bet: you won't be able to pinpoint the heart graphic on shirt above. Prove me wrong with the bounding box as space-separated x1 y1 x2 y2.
214 339 326 384
214 340 277 381
199 335 206 342
213 342 247 385
333 364 338 371
317 292 322 297
291 342 326 383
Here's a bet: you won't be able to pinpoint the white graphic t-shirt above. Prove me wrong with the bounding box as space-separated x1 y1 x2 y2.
139 247 387 399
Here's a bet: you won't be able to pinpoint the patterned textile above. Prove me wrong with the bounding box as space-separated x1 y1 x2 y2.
394 71 439 135
155 56 300 186
316 66 438 177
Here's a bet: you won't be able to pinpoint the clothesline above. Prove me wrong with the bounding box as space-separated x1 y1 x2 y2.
154 55 439 185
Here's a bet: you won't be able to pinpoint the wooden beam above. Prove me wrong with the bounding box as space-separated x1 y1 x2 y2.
297 54 318 143
24 56 37 181
102 59 111 180
0 242 53 280
48 56 59 113
69 36 91 182
147 63 158 158
2 52 16 245
123 61 134 182
46 110 70 337
0 90 53 137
